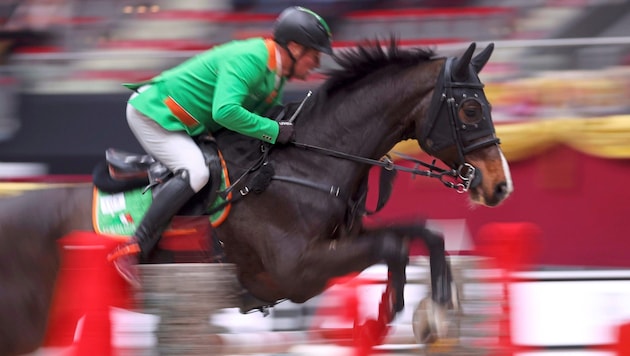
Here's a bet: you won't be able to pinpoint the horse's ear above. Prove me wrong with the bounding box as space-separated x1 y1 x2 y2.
452 42 476 82
471 43 494 74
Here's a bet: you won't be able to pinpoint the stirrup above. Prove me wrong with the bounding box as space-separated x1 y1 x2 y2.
112 257 141 289
107 242 140 262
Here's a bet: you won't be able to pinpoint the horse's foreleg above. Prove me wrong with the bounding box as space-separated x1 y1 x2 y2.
386 225 454 306
382 225 457 343
267 231 403 304
285 237 383 299
279 231 409 322
408 228 459 343
423 230 454 306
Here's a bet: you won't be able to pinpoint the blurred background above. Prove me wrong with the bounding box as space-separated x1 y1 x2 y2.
1 0 630 173
1 0 630 355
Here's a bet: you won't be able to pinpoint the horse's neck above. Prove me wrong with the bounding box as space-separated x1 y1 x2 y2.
303 65 437 162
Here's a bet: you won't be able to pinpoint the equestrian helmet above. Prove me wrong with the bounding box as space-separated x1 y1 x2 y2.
273 6 333 55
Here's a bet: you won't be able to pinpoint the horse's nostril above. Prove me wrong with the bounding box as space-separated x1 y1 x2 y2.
495 182 508 198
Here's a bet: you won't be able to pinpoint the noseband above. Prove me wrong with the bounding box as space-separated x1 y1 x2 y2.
420 57 500 192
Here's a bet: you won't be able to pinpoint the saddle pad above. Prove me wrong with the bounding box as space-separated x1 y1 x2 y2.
93 158 231 238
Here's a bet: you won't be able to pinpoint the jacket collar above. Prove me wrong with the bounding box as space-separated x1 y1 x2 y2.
264 38 281 73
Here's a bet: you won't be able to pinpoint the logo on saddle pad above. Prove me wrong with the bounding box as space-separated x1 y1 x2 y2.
94 187 151 236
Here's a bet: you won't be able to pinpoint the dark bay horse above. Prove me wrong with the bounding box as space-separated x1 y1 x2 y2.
0 39 512 355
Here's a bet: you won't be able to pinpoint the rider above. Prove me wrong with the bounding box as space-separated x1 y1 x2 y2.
107 6 333 288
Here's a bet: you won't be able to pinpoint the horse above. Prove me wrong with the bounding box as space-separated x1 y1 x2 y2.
0 38 512 355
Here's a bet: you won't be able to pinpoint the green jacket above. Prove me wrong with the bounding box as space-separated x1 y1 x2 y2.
125 37 286 143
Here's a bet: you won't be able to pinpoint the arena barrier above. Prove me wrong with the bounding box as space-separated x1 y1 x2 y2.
46 231 132 355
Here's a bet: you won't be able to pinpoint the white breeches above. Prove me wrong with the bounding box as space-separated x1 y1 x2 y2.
126 93 209 193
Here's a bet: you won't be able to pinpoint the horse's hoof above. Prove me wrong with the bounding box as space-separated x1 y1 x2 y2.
412 297 449 344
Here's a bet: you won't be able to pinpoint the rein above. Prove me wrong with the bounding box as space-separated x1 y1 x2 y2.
288 141 473 193
207 139 471 218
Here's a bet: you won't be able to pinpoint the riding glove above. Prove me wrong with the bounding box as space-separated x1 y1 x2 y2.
276 121 295 144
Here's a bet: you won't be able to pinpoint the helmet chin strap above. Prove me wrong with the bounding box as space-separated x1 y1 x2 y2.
282 44 305 79
287 51 297 79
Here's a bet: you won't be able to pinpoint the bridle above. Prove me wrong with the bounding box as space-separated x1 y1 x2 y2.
419 56 500 192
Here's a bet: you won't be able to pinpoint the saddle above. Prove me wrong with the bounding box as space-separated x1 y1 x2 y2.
93 135 224 215
105 148 157 181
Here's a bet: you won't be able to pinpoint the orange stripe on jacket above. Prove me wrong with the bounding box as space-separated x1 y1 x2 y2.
164 96 201 129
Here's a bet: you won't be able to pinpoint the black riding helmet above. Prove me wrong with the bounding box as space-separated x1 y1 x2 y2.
273 6 333 55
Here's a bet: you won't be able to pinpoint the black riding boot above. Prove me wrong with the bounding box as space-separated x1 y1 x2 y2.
108 170 196 288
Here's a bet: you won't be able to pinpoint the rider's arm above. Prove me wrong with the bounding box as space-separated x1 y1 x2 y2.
212 56 280 144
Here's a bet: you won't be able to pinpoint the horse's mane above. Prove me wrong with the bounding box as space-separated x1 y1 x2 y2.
321 37 437 93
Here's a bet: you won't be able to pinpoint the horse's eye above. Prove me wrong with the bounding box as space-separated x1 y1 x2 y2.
458 98 483 124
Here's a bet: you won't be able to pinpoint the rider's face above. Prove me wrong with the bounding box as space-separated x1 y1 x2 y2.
289 45 321 80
